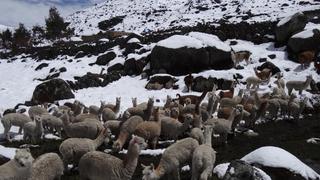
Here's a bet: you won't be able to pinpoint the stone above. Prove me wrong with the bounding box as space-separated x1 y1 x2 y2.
95 52 116 66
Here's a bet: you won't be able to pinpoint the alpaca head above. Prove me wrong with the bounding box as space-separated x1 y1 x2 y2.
14 148 34 167
130 135 147 152
116 97 121 105
184 98 192 105
112 140 122 152
142 163 159 180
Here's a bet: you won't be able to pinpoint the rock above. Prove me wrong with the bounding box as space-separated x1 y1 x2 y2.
259 58 267 63
145 75 178 90
257 61 280 76
268 54 276 59
287 29 320 62
124 58 145 76
191 76 234 92
150 34 233 76
31 78 75 104
107 63 124 73
275 12 308 45
59 67 67 73
75 51 86 59
95 52 116 66
223 160 255 180
122 43 143 56
35 63 49 71
0 155 9 166
260 167 305 180
98 16 126 31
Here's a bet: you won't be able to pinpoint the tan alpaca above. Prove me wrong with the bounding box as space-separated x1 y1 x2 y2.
231 49 252 67
286 75 313 95
246 75 270 89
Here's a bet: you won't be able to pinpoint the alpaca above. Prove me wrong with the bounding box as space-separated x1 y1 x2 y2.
246 75 271 89
176 90 207 106
23 116 43 144
231 49 252 66
254 67 272 80
286 75 313 95
184 73 194 92
79 136 147 180
142 138 199 180
1 113 32 141
298 50 315 69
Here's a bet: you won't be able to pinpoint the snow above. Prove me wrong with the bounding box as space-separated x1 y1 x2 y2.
188 32 231 51
0 24 13 32
292 22 320 39
66 0 320 35
306 138 320 145
157 35 204 49
116 148 165 156
241 146 320 180
0 145 17 159
127 38 141 44
181 165 190 171
70 37 83 42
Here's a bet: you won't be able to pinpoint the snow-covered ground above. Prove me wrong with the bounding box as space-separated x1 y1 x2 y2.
66 0 320 35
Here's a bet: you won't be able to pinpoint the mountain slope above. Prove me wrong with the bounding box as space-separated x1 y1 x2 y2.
67 0 320 35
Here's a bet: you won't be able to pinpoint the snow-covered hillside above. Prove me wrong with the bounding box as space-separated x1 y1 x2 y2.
0 24 13 32
67 0 320 35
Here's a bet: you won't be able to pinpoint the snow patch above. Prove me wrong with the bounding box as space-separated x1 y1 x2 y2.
241 146 320 180
0 145 17 159
157 35 204 49
188 32 231 51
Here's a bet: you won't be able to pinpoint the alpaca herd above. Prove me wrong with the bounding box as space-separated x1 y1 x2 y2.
0 67 315 180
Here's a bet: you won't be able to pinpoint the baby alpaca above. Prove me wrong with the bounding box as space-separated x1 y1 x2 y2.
1 113 32 141
23 116 43 144
286 75 313 95
30 153 64 180
142 138 199 180
79 136 147 180
0 148 34 180
191 125 216 180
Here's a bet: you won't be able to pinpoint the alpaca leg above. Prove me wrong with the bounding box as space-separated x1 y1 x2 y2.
288 88 293 95
151 137 158 149
200 166 213 180
172 167 181 180
191 167 199 180
299 90 302 95
4 127 10 141
18 127 23 134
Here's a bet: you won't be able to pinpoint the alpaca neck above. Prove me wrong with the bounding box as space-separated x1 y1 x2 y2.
303 78 312 89
154 163 166 179
123 143 139 175
93 132 107 149
204 128 213 146
228 109 237 122
144 104 153 121
118 131 129 148
115 101 120 113
181 119 191 133
207 96 214 116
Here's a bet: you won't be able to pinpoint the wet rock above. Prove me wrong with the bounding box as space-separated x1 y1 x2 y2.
31 78 74 104
35 63 49 71
275 12 308 46
95 52 116 66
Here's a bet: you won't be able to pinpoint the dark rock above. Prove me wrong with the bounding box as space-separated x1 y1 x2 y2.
107 63 124 73
95 52 116 66
223 160 255 180
0 155 9 166
259 166 306 180
284 68 290 72
235 65 245 70
98 16 126 31
275 12 308 45
31 78 75 104
145 75 178 90
268 54 276 59
191 76 234 92
150 44 233 76
49 68 56 73
59 67 67 73
35 63 49 71
230 41 238 45
259 58 267 63
124 58 145 76
67 59 73 63
257 61 281 75
122 43 143 56
75 51 86 59
287 29 320 62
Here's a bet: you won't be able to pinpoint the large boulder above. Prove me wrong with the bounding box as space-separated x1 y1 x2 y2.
150 32 233 76
287 28 320 61
94 52 116 66
31 78 74 104
275 12 308 46
223 160 255 180
192 76 234 92
124 58 145 76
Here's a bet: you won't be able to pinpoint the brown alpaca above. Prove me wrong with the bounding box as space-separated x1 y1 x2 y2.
176 90 208 106
298 50 315 69
184 73 194 92
219 82 235 99
254 67 272 80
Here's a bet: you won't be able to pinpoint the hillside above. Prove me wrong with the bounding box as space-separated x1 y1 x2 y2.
67 0 320 35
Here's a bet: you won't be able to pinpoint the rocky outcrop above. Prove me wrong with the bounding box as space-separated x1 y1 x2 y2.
93 52 116 66
275 12 308 46
191 76 234 92
150 33 233 76
31 78 75 104
124 58 146 76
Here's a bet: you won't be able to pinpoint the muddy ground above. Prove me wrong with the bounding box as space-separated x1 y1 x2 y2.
1 115 319 180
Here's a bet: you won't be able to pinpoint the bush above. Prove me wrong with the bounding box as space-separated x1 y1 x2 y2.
45 7 68 39
13 23 31 48
0 29 13 49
